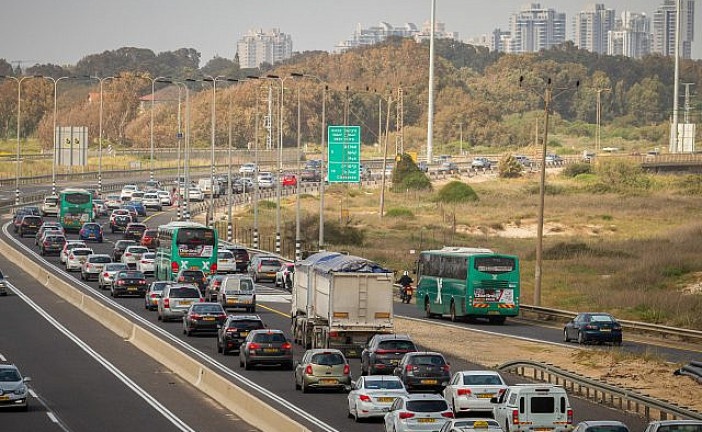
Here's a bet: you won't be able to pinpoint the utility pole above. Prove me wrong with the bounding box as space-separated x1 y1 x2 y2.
396 86 404 155
426 0 436 163
295 82 302 261
379 93 393 220
595 87 611 153
459 123 463 156
672 0 682 153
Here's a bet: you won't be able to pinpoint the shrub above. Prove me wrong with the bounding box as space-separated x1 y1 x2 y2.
563 163 592 178
594 159 651 191
522 183 566 195
394 171 432 191
259 200 276 209
436 181 479 203
325 221 365 246
386 207 414 218
498 154 523 178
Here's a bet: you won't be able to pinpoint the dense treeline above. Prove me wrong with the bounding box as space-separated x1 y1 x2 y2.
1 39 701 150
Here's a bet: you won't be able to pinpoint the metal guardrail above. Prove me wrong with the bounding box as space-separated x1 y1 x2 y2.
499 360 702 422
519 304 702 344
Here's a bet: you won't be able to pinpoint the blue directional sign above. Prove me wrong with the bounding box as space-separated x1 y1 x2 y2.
328 126 360 183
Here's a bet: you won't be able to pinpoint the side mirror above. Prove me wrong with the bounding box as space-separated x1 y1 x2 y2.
23 377 31 383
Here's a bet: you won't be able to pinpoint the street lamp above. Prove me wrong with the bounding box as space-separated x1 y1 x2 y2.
43 76 73 195
0 74 42 205
137 75 168 182
89 75 117 195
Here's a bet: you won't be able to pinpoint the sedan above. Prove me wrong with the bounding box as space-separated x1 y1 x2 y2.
121 245 150 268
99 263 128 290
471 157 491 169
564 313 623 345
384 394 453 432
142 192 162 210
348 375 409 422
110 215 132 233
294 349 351 392
0 364 31 411
281 174 297 186
111 270 147 298
239 162 257 174
443 371 507 415
79 222 104 243
81 254 112 281
438 162 458 174
136 252 156 275
112 240 137 261
124 223 147 241
572 421 630 432
394 352 450 393
40 234 67 256
217 315 265 355
239 329 294 370
60 240 87 264
65 247 94 272
182 302 227 336
157 190 172 206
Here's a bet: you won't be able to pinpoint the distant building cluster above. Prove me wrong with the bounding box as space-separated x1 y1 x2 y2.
236 28 293 69
466 1 695 59
335 21 458 52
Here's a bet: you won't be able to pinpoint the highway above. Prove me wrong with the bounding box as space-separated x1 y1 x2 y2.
0 204 658 432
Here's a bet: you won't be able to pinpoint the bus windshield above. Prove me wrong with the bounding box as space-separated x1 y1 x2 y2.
176 228 215 258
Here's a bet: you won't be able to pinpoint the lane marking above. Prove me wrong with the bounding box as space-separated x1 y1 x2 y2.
6 282 196 432
3 222 339 432
47 412 59 423
258 303 290 318
28 388 37 398
142 211 163 223
0 353 6 361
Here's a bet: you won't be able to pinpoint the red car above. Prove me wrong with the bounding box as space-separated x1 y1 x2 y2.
140 228 159 249
281 174 297 186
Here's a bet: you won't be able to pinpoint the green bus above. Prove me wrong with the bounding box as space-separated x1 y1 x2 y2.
59 188 94 231
416 247 520 324
155 221 218 281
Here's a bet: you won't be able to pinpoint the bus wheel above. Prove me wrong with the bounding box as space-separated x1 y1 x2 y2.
488 316 506 325
450 302 457 322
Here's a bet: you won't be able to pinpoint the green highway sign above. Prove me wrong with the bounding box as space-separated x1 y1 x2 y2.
327 125 361 183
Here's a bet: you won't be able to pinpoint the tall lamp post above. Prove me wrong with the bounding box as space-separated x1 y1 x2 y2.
89 75 117 195
43 76 73 195
137 75 168 182
519 76 579 306
0 74 41 205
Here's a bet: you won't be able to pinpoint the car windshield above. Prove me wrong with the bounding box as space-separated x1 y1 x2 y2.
117 241 136 249
169 288 200 298
191 304 224 314
150 282 170 291
90 256 111 263
585 427 630 432
406 399 448 412
311 352 345 366
228 320 263 330
589 315 615 323
252 332 286 343
462 374 503 385
364 380 404 390
143 253 155 259
409 355 446 366
73 250 92 256
378 340 416 351
0 369 21 382
128 247 149 254
657 426 702 432
106 264 127 271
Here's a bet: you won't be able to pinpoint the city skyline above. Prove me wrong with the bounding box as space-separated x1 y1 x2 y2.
1 0 700 67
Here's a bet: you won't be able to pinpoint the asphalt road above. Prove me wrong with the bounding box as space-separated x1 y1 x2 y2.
1 204 658 432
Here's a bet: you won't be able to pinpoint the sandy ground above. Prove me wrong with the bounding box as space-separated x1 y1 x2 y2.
455 221 612 239
396 317 702 412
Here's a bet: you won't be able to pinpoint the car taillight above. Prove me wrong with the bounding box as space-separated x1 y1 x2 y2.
217 314 226 319
164 298 170 308
258 263 262 271
210 263 217 274
498 388 506 397
441 411 454 418
125 252 132 257
567 409 573 424
398 412 415 420
457 388 472 396
150 294 158 298
103 272 109 277
248 343 260 350
405 365 414 371
190 314 201 319
117 280 125 285
343 364 350 375
442 364 450 372
359 394 371 402
512 409 519 424
171 261 179 273
69 254 74 259
305 365 313 375
139 280 146 285
178 277 185 282
44 241 50 246
282 342 292 350
199 298 204 302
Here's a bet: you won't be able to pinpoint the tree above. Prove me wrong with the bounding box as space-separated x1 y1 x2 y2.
499 154 523 178
0 59 12 76
200 56 240 78
627 76 665 125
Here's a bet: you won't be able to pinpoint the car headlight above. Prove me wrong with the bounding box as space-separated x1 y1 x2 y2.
14 385 26 395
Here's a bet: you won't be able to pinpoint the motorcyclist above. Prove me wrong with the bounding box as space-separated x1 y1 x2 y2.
398 271 413 302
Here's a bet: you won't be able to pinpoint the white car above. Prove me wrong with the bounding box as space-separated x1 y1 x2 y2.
81 254 112 281
120 184 139 200
157 190 172 206
41 195 59 217
443 370 507 415
121 245 150 268
142 192 162 210
104 194 122 209
438 419 503 432
60 240 87 264
348 375 408 422
384 394 453 432
239 163 257 174
65 247 94 272
136 252 156 274
217 249 237 274
130 191 145 202
99 263 128 289
258 172 275 189
186 187 204 202
274 263 295 288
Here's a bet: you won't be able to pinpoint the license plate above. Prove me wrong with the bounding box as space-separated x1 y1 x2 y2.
600 329 611 332
180 301 193 306
320 379 338 385
478 394 494 398
240 332 249 337
378 397 395 403
0 395 9 401
389 359 399 365
263 348 279 353
421 379 438 385
204 317 215 321
418 419 436 423
128 287 137 291
534 429 554 431
89 235 95 238
267 273 275 277
488 310 500 315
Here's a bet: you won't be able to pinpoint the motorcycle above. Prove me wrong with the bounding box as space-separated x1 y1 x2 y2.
400 284 414 304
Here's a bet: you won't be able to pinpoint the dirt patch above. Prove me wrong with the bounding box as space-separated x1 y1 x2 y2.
456 222 607 239
396 317 702 412
681 273 702 295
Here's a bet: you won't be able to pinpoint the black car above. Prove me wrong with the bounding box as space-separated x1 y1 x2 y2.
124 223 147 241
176 269 208 294
113 240 137 261
18 215 43 237
564 312 623 345
217 315 265 355
183 303 226 336
111 270 147 298
12 208 35 232
40 235 66 256
110 215 131 233
394 352 450 393
361 334 418 376
223 246 250 273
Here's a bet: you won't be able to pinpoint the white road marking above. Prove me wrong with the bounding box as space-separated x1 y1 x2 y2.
0 354 6 361
28 388 37 398
47 412 59 423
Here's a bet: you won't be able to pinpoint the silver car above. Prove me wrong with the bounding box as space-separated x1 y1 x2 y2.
248 255 282 283
81 254 112 281
99 263 128 290
218 275 256 312
157 284 203 322
438 419 503 432
0 364 31 411
384 394 454 432
348 375 408 421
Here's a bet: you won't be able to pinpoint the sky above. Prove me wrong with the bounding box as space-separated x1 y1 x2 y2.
1 0 700 67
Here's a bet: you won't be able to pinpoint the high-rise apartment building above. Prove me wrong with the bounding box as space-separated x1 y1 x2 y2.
336 21 457 52
501 3 566 54
652 0 695 59
236 28 293 69
573 3 616 54
607 11 651 58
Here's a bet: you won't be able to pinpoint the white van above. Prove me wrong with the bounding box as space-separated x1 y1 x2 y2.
492 384 573 432
41 195 59 217
198 178 222 197
217 275 256 312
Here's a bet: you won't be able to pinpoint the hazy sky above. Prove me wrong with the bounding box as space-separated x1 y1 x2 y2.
1 0 700 67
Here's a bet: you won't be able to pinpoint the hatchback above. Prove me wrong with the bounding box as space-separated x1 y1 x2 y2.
136 252 155 274
79 222 104 242
0 364 31 411
438 162 458 173
110 214 132 233
35 223 64 245
217 315 265 355
41 195 59 216
113 240 137 261
144 281 171 311
122 245 149 268
157 190 172 206
239 162 257 174
362 334 418 376
294 349 352 392
81 254 112 281
104 194 122 209
140 228 159 250
65 247 94 272
217 249 237 274
18 215 43 237
111 270 147 297
471 157 491 169
157 284 203 322
59 241 87 264
222 246 249 272
239 329 293 370
643 421 702 432
248 255 283 282
394 352 451 393
176 269 208 294
573 421 630 432
281 174 297 186
182 302 226 336
563 312 623 345
99 263 128 290
124 223 147 241
384 394 454 432
347 375 409 421
142 192 162 210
